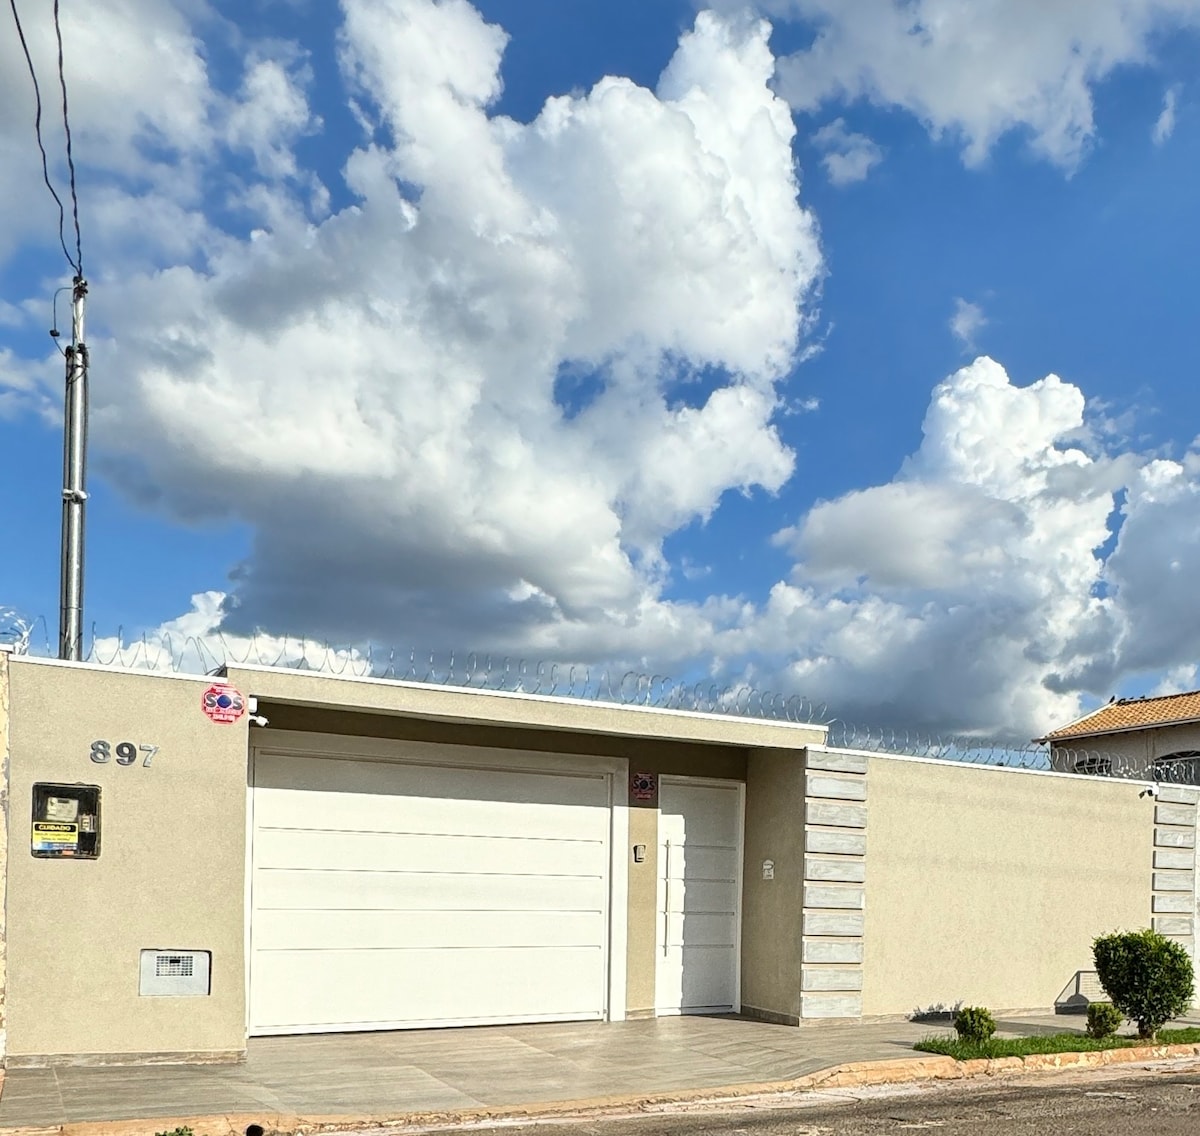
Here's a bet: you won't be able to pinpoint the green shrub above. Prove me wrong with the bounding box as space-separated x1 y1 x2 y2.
1085 1001 1124 1039
154 1129 194 1136
1093 929 1195 1040
953 1005 996 1044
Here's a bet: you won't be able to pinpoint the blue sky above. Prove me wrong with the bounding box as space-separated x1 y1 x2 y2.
3 0 1200 739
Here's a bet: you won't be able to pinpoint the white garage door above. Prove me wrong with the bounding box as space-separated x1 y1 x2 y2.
249 748 614 1034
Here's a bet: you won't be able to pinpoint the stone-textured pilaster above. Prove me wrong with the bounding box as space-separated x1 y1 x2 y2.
801 750 867 1019
1151 786 1198 966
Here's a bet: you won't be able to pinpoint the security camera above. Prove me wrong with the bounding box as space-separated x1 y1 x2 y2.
249 714 269 728
1139 785 1158 799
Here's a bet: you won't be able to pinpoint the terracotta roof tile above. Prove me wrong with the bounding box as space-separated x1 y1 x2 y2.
1041 689 1200 741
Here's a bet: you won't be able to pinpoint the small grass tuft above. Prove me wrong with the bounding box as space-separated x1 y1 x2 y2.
914 1026 1200 1061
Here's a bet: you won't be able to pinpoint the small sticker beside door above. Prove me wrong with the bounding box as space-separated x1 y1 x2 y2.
630 771 657 802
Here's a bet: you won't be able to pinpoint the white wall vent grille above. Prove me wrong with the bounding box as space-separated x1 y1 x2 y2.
140 949 211 996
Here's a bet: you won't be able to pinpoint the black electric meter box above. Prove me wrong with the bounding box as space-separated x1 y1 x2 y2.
31 783 101 859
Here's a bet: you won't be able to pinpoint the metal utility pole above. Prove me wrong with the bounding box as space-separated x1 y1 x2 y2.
58 275 88 661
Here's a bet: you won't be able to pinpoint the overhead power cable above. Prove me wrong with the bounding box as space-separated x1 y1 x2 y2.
53 0 82 275
6 0 81 275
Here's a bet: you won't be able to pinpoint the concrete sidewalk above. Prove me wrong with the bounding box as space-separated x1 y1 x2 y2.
0 1013 1191 1129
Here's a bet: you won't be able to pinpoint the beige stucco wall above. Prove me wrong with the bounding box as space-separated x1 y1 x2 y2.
626 802 658 1016
863 754 1154 1017
5 659 249 1062
740 748 806 1024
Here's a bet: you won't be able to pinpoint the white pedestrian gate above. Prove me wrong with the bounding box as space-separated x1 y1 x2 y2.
655 777 743 1014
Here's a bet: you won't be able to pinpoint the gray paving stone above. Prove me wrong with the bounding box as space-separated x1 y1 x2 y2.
0 1012 1196 1127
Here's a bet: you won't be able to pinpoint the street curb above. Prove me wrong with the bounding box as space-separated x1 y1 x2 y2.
3 1043 1200 1136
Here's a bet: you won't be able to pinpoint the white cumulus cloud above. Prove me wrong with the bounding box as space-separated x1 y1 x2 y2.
1102 451 1200 677
5 1 822 659
760 357 1120 736
1153 84 1181 143
950 299 987 350
810 117 883 184
772 0 1200 170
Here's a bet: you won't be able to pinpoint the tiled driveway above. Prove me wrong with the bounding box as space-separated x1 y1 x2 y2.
0 1012 1132 1128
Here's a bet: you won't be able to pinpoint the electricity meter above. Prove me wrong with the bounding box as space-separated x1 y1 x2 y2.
31 783 101 859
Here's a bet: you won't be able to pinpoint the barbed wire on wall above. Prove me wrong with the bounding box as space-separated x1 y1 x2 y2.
824 719 1055 769
825 719 1199 783
0 612 40 655
5 619 1194 783
77 627 830 723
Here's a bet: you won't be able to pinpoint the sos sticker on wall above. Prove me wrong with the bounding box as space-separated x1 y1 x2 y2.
630 771 657 801
201 684 246 724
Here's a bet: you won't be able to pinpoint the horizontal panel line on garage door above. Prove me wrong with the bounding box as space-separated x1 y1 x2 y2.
253 907 606 952
256 871 605 911
255 829 607 877
259 826 605 844
256 905 604 912
257 867 604 878
259 906 604 916
258 873 604 892
255 944 605 952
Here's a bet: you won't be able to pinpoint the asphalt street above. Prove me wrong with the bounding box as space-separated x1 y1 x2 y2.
412 1065 1200 1136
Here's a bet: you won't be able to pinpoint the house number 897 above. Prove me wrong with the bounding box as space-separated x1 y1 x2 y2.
90 740 160 767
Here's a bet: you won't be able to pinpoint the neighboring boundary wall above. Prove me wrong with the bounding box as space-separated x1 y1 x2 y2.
860 753 1168 1018
735 746 1186 1028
